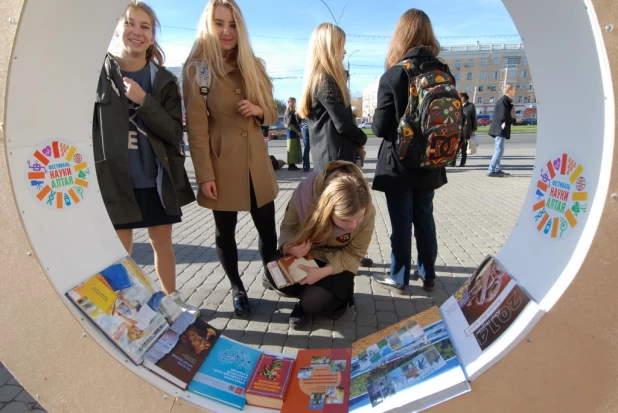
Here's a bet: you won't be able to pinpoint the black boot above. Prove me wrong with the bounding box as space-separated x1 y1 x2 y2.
232 289 252 318
289 301 309 329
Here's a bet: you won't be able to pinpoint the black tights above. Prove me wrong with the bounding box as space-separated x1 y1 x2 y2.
279 281 345 317
212 184 277 292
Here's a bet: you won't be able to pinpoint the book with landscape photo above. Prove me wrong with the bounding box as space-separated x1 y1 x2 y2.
440 255 542 380
245 354 295 409
143 313 220 389
267 253 319 289
66 256 169 364
349 307 469 413
188 336 263 410
281 348 352 413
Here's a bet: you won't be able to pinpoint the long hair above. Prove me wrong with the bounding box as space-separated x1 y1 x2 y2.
298 23 350 118
385 9 440 70
284 97 296 127
184 0 273 112
119 1 165 65
289 166 371 247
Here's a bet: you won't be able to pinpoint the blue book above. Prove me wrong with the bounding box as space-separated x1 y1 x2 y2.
188 336 263 410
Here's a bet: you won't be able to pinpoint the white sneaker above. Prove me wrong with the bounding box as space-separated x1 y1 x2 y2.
169 291 200 318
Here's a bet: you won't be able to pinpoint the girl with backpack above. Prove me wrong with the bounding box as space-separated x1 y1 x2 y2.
273 161 375 329
371 9 451 293
93 1 195 305
183 0 279 318
297 23 368 171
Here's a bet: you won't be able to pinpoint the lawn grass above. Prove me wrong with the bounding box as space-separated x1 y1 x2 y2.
361 125 537 137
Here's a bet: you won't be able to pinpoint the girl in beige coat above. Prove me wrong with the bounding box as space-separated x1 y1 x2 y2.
268 161 375 329
183 0 279 318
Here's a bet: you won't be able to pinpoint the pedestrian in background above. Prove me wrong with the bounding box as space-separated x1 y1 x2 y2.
284 97 303 171
371 8 448 292
298 23 367 171
300 117 311 172
93 1 195 305
450 92 476 167
183 0 279 318
487 84 521 177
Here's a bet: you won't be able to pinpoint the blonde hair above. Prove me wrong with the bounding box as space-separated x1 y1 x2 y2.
118 1 165 65
504 83 515 94
298 23 350 118
184 0 273 111
290 166 371 247
385 9 440 70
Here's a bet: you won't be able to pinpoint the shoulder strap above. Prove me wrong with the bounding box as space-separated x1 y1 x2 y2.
195 61 211 115
396 59 420 115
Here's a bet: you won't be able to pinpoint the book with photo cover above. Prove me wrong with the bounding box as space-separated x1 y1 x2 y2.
188 336 263 410
245 354 295 409
267 253 319 289
349 307 469 413
143 312 220 389
440 255 542 380
281 348 352 413
66 256 169 364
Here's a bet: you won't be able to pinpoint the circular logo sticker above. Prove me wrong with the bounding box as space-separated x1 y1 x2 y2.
26 140 90 209
532 153 589 239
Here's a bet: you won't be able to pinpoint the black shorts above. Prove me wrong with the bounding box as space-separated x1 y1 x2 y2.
113 187 182 230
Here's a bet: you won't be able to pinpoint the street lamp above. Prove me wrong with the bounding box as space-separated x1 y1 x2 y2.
346 49 359 90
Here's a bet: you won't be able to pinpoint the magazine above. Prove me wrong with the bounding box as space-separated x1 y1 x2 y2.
66 257 169 364
349 307 469 413
440 255 541 380
267 254 319 289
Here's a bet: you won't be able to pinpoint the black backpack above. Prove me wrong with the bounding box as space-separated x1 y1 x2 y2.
394 58 462 168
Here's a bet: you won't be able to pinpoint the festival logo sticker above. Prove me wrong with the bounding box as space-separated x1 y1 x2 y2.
25 140 90 209
532 153 589 240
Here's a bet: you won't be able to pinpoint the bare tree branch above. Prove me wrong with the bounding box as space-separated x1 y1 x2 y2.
337 0 350 25
319 0 338 24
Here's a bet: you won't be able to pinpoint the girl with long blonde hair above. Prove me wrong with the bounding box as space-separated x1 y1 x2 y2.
93 1 195 307
297 23 367 171
183 0 279 318
268 161 375 329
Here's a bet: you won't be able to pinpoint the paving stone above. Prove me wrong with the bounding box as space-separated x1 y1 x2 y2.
308 336 332 349
13 390 35 404
332 339 354 349
262 332 287 347
260 345 284 354
0 401 31 413
0 368 12 387
375 311 398 324
394 301 417 317
355 314 377 327
355 325 378 340
0 386 21 403
375 300 395 312
284 336 309 350
332 329 356 341
354 297 375 315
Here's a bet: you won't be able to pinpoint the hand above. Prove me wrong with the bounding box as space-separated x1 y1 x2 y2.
123 77 146 105
286 240 312 258
356 146 366 163
200 181 218 200
237 100 264 118
516 118 523 124
298 266 327 285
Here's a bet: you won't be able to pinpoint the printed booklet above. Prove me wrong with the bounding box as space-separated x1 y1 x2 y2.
188 336 263 410
349 307 469 413
245 354 295 409
440 255 542 380
66 257 170 364
143 312 220 389
267 253 319 289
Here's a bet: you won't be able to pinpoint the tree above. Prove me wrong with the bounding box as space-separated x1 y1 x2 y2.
351 97 363 117
275 98 286 113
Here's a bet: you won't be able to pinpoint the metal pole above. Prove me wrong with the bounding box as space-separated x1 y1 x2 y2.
347 49 359 91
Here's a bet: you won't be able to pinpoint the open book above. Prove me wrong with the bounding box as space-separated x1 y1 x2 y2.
267 254 319 289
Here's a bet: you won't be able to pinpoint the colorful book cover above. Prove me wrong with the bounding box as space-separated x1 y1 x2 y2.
440 255 540 379
188 336 263 410
143 313 220 389
267 254 319 289
281 348 352 413
245 354 295 409
66 257 169 364
349 307 469 413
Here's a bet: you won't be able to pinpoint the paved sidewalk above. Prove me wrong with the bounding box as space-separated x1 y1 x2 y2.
1 138 534 412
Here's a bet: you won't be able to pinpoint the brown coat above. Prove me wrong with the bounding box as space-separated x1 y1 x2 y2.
183 59 279 211
279 161 376 275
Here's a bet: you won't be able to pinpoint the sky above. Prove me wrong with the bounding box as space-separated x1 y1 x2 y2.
134 0 520 100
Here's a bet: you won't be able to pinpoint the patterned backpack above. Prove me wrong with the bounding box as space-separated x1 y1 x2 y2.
394 58 462 168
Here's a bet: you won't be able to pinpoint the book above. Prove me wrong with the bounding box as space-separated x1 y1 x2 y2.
267 254 319 289
66 257 169 364
349 307 469 413
245 354 295 409
281 348 352 413
440 255 542 380
143 313 220 389
188 336 263 410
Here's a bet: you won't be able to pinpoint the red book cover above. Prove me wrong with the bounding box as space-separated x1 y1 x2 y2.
282 348 352 413
245 354 295 409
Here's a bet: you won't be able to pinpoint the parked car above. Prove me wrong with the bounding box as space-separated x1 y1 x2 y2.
358 122 372 129
476 115 491 126
520 117 537 125
268 121 286 139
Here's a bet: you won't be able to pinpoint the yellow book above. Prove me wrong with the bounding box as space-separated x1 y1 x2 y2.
76 274 117 315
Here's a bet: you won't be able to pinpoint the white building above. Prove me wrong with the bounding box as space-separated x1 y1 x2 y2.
362 77 380 121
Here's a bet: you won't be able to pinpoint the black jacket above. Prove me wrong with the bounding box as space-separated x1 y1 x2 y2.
93 54 195 225
308 75 367 171
462 101 477 137
371 48 448 192
488 95 516 139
